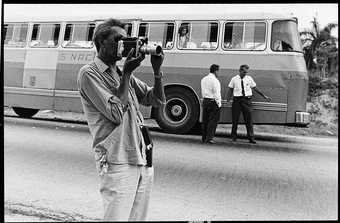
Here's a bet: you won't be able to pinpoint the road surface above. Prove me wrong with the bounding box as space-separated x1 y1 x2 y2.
4 117 338 221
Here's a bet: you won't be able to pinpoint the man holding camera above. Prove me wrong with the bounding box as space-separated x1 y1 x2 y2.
77 18 165 221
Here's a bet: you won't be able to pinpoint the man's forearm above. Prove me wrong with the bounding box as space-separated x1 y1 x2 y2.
254 87 266 98
117 74 130 105
226 89 233 101
153 75 165 102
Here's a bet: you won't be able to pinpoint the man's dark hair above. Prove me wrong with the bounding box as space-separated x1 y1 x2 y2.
92 18 125 52
239 64 249 70
210 64 220 73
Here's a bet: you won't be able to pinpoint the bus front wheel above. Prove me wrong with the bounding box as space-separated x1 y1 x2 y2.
12 107 39 118
154 87 199 134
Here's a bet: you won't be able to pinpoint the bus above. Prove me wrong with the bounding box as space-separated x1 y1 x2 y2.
3 12 310 134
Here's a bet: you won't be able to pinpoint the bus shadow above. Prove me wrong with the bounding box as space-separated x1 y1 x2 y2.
148 127 316 155
148 125 297 143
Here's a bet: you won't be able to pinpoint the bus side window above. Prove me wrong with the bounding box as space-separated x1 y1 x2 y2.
62 23 95 48
165 23 174 49
244 22 266 50
223 21 266 51
124 23 132 37
138 23 148 38
4 23 28 47
223 22 244 50
178 23 190 49
178 22 218 50
138 22 174 50
30 23 60 48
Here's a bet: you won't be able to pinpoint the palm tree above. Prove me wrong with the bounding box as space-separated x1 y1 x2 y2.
300 17 338 77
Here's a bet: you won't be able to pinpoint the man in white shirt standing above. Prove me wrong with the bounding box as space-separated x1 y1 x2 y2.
226 64 271 144
201 64 222 144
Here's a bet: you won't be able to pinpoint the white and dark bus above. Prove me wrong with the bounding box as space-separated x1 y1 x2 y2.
4 12 310 133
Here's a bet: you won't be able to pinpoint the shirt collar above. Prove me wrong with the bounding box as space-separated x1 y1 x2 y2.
238 74 247 79
209 73 216 78
94 56 110 73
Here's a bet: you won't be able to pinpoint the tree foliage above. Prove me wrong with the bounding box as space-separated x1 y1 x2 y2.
300 17 338 77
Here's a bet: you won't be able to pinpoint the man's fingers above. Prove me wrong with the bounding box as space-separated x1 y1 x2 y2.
126 48 135 60
134 51 145 63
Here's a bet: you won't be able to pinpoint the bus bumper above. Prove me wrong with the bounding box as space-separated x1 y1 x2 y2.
295 111 310 125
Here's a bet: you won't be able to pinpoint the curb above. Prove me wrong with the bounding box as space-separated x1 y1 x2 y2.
5 201 100 222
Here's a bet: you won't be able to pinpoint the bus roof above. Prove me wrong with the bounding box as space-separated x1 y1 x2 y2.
4 11 296 23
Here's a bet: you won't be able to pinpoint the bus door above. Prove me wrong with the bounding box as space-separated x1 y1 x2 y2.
22 23 61 110
4 23 30 108
55 22 96 112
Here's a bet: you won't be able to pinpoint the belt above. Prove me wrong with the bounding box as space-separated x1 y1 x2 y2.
203 98 215 101
234 96 252 99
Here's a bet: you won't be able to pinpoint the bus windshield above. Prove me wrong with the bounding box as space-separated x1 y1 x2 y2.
271 20 303 52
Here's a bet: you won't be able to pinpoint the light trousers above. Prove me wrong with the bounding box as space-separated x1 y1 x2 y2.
97 164 154 221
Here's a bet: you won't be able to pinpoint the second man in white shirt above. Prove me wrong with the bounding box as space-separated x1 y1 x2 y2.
200 64 222 144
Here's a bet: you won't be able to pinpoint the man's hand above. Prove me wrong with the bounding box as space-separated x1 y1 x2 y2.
264 95 272 102
151 49 164 75
122 48 145 76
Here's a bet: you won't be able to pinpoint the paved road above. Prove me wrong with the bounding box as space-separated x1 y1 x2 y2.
4 117 338 221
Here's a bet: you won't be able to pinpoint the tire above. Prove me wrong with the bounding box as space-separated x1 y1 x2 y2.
154 87 200 134
12 107 39 118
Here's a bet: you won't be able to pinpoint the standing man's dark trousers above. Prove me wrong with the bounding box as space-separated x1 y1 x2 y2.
202 98 221 143
231 96 254 140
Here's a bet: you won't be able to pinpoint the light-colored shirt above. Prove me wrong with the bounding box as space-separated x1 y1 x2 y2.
228 74 256 97
201 73 221 107
178 35 188 48
77 57 165 166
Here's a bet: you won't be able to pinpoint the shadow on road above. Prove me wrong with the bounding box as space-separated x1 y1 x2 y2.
5 115 334 156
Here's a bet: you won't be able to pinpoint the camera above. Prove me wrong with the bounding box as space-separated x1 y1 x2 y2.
117 37 162 58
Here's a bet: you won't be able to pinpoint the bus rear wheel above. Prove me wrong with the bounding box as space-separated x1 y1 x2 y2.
12 107 39 118
154 87 199 134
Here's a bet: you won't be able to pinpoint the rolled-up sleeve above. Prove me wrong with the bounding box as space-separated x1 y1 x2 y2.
131 75 166 107
78 68 125 125
228 78 234 88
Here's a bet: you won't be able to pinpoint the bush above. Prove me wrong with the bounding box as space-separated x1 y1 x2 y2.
308 74 338 99
308 103 321 115
308 76 323 98
320 77 338 90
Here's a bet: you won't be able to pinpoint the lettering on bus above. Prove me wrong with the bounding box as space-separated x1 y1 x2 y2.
58 52 96 64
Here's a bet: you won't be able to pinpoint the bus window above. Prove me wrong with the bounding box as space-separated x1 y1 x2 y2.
62 23 95 48
124 23 132 37
138 22 175 49
271 20 303 52
223 21 266 51
30 23 61 48
178 22 219 50
138 23 148 38
4 23 28 47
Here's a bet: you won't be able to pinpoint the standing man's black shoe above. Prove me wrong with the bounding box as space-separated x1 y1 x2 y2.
232 138 237 142
249 139 256 144
207 139 216 144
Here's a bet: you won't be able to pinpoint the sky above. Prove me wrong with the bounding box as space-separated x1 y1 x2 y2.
3 4 338 36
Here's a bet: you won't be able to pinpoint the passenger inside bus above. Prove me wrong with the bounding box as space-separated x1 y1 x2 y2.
178 25 190 48
272 38 293 51
272 31 294 51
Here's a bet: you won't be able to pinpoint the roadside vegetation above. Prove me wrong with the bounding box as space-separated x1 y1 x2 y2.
301 17 338 136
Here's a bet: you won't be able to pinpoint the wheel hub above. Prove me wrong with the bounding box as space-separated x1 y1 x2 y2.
171 105 182 117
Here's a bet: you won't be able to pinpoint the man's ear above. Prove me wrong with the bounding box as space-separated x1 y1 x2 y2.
99 39 105 47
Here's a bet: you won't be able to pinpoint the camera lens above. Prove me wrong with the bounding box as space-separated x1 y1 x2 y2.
140 45 162 55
